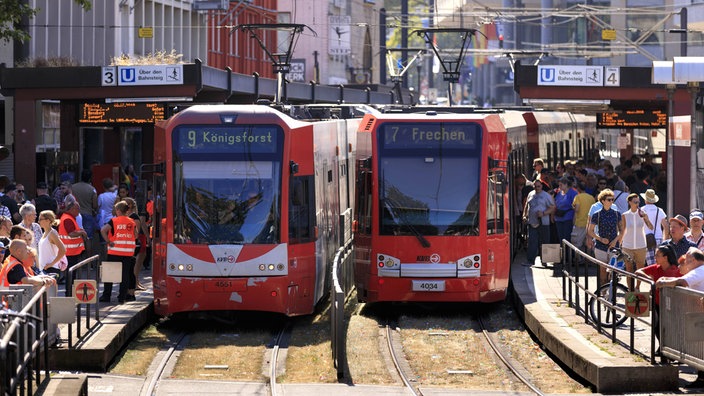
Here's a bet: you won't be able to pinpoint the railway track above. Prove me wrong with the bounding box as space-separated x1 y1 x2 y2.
128 316 292 396
268 322 292 396
384 320 421 396
477 314 545 396
374 303 557 395
140 331 190 396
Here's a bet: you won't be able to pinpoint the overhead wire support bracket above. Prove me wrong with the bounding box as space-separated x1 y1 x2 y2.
412 28 485 106
386 49 426 105
232 23 316 104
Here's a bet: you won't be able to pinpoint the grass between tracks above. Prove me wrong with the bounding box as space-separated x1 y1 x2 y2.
110 324 172 376
170 330 269 380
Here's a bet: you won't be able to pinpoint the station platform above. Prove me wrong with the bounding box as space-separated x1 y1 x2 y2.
41 256 698 395
510 254 683 394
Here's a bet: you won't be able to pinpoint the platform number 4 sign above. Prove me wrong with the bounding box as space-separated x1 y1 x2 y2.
604 67 620 87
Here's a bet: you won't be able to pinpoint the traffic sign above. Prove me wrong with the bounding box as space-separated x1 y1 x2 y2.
625 292 649 317
74 280 98 304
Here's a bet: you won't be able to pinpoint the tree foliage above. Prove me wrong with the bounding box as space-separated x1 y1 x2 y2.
0 0 92 43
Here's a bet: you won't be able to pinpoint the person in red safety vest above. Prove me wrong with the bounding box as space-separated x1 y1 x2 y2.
99 200 136 303
0 239 56 288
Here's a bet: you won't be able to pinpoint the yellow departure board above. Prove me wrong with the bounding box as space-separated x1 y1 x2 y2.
79 102 166 124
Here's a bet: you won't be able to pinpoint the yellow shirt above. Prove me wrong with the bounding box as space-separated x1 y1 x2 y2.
572 193 596 228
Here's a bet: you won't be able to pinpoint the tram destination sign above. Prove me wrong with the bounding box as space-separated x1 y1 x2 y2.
596 109 667 129
176 126 279 154
78 102 166 125
380 123 479 150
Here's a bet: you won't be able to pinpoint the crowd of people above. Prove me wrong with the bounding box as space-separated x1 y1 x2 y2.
0 166 153 346
517 154 704 388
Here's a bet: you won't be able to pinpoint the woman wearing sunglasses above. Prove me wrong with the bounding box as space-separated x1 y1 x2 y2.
587 189 623 285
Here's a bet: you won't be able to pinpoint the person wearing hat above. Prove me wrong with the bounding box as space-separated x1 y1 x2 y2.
686 209 704 249
522 179 555 266
662 214 697 259
640 189 669 266
620 193 654 290
32 182 58 215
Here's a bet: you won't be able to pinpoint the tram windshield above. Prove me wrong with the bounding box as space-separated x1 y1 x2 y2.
377 122 482 236
172 125 282 244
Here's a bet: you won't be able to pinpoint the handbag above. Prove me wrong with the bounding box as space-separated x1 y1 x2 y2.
56 255 68 271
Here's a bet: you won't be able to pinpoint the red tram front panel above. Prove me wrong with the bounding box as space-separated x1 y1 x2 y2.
354 111 510 303
151 105 332 317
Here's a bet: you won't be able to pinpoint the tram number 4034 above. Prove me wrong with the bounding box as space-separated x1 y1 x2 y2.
412 280 446 292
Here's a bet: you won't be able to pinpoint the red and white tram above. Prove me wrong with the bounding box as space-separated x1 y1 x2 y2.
150 104 362 316
353 108 511 303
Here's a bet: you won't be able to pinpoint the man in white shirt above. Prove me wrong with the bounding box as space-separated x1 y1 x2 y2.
656 246 704 387
686 210 704 249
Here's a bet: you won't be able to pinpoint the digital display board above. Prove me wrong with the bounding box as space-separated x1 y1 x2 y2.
78 102 166 124
380 123 480 150
597 109 667 129
175 126 280 154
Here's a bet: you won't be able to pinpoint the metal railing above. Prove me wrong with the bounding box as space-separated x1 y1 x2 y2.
331 238 354 380
66 255 101 348
560 240 658 362
0 285 50 396
660 286 704 370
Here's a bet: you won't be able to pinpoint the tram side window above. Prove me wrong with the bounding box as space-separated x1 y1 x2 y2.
354 158 372 235
289 175 315 244
486 168 506 235
153 174 166 239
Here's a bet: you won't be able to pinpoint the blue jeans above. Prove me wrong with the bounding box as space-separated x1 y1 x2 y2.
527 224 550 264
82 214 97 238
555 220 573 246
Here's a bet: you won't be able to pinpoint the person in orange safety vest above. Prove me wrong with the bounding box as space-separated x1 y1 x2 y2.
0 239 56 288
58 201 87 295
98 201 136 304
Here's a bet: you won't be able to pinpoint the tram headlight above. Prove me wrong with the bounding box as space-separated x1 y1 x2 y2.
259 264 266 271
457 254 481 273
178 264 185 271
376 253 400 274
186 264 193 271
268 264 275 271
277 263 285 271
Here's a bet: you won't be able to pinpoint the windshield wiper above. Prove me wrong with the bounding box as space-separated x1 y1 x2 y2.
382 198 431 248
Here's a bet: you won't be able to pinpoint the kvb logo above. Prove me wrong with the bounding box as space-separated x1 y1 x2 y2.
539 67 555 83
